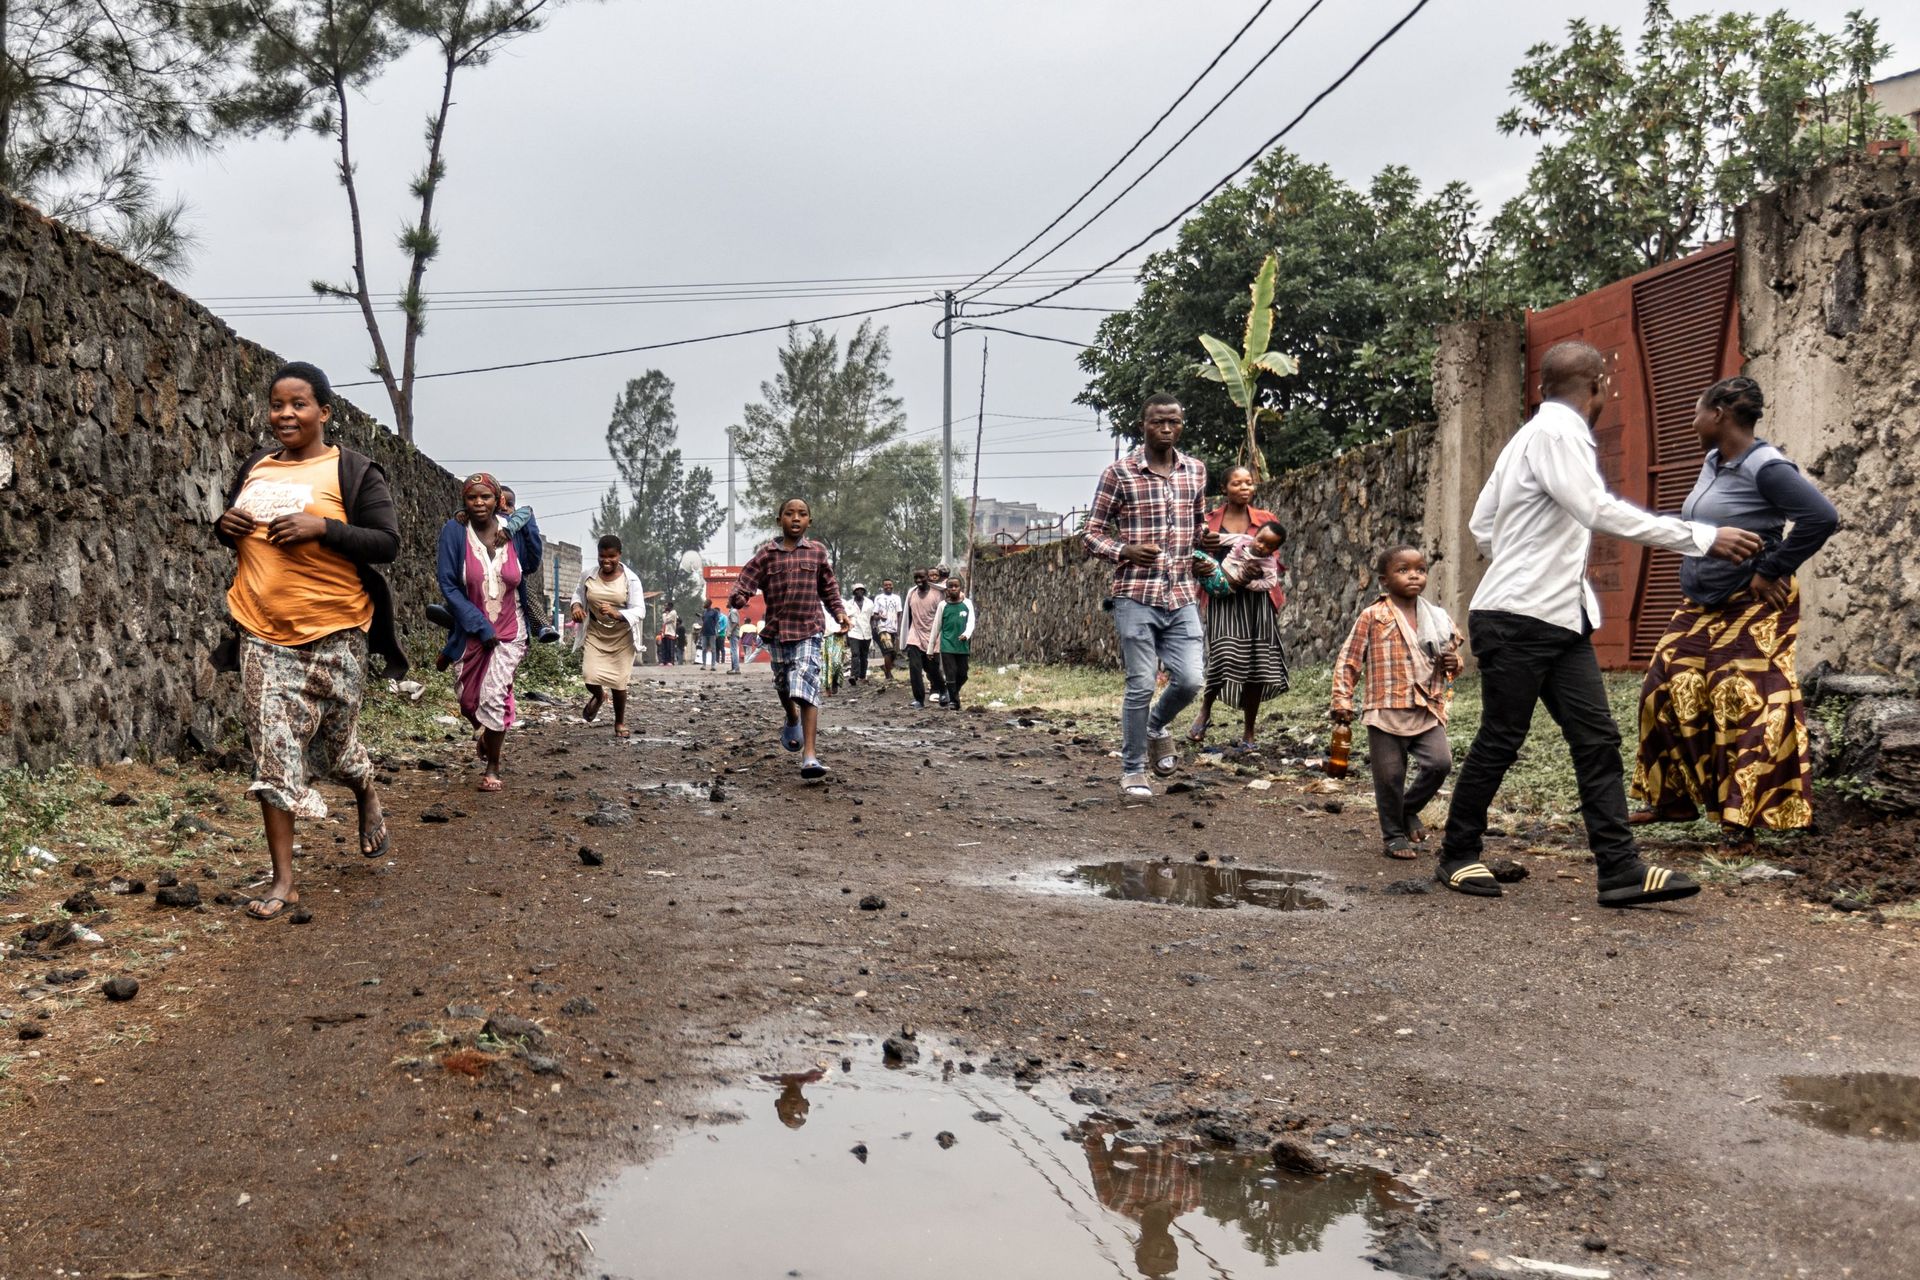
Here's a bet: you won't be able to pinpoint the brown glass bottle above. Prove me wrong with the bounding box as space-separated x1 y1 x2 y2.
1326 722 1352 778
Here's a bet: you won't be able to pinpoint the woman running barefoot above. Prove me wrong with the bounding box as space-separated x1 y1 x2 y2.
215 361 404 920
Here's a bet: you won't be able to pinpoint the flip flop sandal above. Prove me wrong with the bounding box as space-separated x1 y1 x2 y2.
245 896 293 921
1436 861 1503 897
1597 864 1700 907
478 776 504 793
1384 837 1416 860
1148 732 1179 777
1627 805 1697 826
360 819 391 859
800 758 829 781
582 692 604 722
1185 718 1210 744
781 723 804 752
1407 818 1429 843
1720 824 1756 849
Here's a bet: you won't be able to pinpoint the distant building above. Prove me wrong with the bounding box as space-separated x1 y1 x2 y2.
1872 68 1920 136
973 497 1064 544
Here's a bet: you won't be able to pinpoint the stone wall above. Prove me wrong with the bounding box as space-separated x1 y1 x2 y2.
0 194 460 769
971 424 1434 669
1738 154 1920 679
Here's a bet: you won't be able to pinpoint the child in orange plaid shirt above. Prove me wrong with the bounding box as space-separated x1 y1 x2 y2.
1330 546 1464 859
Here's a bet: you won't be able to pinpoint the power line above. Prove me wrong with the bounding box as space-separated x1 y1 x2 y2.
951 0 1281 298
212 272 1144 321
964 0 1435 321
197 264 1148 303
332 297 935 388
954 323 1093 349
965 0 1328 304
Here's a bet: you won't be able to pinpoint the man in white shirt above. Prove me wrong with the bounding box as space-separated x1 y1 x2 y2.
871 579 903 682
845 584 876 685
1437 341 1762 907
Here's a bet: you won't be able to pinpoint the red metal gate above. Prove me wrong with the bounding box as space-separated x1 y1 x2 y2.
1523 242 1741 668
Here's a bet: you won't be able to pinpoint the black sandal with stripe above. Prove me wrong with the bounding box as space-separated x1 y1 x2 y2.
1436 860 1503 897
1597 863 1700 907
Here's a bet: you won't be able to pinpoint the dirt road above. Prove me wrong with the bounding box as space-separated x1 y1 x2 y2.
1 665 1914 1279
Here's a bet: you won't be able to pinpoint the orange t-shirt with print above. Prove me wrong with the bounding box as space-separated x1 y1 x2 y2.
226 447 372 646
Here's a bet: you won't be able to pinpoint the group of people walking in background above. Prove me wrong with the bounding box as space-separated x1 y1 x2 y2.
213 340 1835 921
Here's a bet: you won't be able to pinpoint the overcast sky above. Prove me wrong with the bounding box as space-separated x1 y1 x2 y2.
154 0 1920 562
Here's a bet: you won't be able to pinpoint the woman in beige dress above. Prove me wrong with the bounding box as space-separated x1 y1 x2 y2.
571 534 645 737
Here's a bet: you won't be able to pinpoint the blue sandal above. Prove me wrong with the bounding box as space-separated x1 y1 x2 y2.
780 723 803 752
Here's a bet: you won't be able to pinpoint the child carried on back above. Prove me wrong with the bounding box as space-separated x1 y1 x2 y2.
1329 545 1463 860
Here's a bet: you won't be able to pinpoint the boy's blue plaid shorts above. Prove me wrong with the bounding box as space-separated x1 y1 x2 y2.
769 635 824 707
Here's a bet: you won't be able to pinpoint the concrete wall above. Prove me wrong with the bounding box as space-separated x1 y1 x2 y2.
1423 318 1527 643
1738 154 1920 679
0 194 460 768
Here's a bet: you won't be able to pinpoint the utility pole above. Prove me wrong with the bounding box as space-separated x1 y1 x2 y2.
726 426 737 565
941 290 955 570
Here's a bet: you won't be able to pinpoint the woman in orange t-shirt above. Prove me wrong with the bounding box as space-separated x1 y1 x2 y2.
216 361 403 921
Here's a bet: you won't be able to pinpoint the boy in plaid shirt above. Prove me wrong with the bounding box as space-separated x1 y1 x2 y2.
1330 546 1463 859
728 498 850 780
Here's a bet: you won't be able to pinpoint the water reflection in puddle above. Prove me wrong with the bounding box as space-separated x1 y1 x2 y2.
1776 1072 1920 1141
1071 861 1332 912
587 1051 1409 1278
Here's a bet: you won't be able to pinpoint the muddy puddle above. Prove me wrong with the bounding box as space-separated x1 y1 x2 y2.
1776 1072 1920 1142
585 1043 1409 1278
1068 861 1333 912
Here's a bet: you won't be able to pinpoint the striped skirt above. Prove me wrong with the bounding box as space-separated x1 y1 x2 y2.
1202 587 1290 706
1630 583 1813 829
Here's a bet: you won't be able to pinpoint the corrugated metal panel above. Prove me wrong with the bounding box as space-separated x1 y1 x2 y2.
1523 242 1741 669
1628 247 1739 662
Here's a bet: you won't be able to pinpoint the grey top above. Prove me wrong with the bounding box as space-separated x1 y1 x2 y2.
1678 440 1839 606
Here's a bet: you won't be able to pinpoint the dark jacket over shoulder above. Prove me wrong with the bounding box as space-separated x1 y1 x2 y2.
213 444 410 677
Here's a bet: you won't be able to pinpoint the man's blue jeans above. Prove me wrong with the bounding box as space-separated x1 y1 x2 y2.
1113 598 1204 777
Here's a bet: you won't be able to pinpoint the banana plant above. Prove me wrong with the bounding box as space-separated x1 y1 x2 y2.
1197 253 1298 481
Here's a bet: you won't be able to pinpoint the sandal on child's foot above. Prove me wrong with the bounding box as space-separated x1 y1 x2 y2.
780 723 803 752
1384 837 1416 860
800 757 829 781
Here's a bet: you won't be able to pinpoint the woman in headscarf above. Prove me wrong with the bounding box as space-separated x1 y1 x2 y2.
571 533 645 737
436 472 528 790
1630 376 1839 844
214 361 404 920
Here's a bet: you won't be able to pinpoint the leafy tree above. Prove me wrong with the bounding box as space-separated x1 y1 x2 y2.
590 370 724 621
206 0 569 440
733 321 961 587
0 2 235 271
1491 2 1909 301
1196 253 1297 481
1078 150 1486 476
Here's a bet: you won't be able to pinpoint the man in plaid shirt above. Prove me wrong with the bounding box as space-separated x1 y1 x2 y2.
729 497 850 781
1083 394 1208 797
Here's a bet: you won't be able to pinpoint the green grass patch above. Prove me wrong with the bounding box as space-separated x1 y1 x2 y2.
967 660 1655 821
